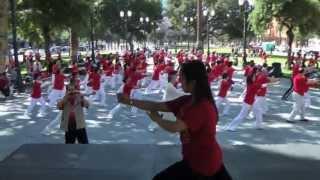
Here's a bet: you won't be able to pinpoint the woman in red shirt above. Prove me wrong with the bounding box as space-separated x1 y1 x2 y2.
117 61 232 180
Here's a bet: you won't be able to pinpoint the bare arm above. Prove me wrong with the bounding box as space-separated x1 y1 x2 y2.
117 93 170 112
147 111 187 133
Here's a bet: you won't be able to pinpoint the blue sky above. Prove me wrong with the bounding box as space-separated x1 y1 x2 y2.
161 0 168 7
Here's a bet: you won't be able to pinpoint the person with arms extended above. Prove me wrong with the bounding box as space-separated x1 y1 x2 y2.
118 61 232 180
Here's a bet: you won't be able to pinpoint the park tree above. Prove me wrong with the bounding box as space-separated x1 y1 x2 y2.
100 0 162 51
166 0 253 46
250 0 320 63
0 0 8 73
17 0 68 56
59 0 91 62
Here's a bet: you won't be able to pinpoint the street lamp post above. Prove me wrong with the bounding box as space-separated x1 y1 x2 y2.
120 10 132 51
90 1 100 63
184 16 194 51
239 0 254 66
139 17 149 49
203 9 215 56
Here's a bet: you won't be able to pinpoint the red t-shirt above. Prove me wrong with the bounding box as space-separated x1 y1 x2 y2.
127 72 143 87
123 84 133 97
52 64 59 74
244 83 260 105
104 63 113 76
292 64 300 78
0 76 9 89
166 96 223 176
244 66 253 77
90 72 101 91
71 64 79 74
255 73 270 97
152 64 165 80
226 67 235 80
31 81 41 98
293 73 307 96
218 80 232 98
53 74 65 90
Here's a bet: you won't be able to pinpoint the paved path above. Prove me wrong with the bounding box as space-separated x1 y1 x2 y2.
0 66 320 179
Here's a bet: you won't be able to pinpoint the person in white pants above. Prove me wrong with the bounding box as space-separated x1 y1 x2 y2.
111 61 123 89
145 63 164 94
25 76 47 116
225 69 263 131
89 69 106 106
215 73 232 116
107 84 143 119
148 71 186 132
48 70 65 107
288 68 319 122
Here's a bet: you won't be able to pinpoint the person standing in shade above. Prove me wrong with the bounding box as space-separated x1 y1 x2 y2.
118 61 232 180
287 68 319 123
216 73 233 116
58 81 89 144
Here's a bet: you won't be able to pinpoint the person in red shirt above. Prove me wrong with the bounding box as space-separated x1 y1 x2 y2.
0 72 10 97
252 66 279 128
25 75 47 116
282 60 302 100
71 62 79 76
208 60 224 84
216 73 233 116
288 68 319 122
102 60 113 88
111 59 123 89
117 61 232 179
226 67 263 131
89 68 106 106
48 69 65 107
107 67 144 119
145 62 165 94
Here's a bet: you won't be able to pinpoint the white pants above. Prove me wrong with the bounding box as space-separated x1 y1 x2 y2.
90 88 106 105
27 97 47 114
289 92 305 121
253 97 265 128
159 74 168 90
102 75 112 88
145 80 161 94
226 102 262 130
111 73 122 89
216 96 230 115
108 86 143 118
130 89 143 114
41 111 61 135
304 92 311 108
48 89 65 107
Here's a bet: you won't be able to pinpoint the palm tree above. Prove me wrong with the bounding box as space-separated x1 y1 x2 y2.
0 0 8 73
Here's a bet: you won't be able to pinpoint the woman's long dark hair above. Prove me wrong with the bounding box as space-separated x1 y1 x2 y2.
247 67 258 85
180 61 215 106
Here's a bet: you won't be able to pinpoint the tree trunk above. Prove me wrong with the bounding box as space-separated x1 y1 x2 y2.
196 0 203 50
0 0 8 73
70 28 79 63
42 25 51 59
286 28 294 69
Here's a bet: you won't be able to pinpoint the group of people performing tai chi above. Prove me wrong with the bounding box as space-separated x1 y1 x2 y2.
19 47 319 179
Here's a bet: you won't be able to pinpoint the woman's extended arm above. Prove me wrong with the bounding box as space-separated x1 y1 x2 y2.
146 111 187 133
117 93 171 112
